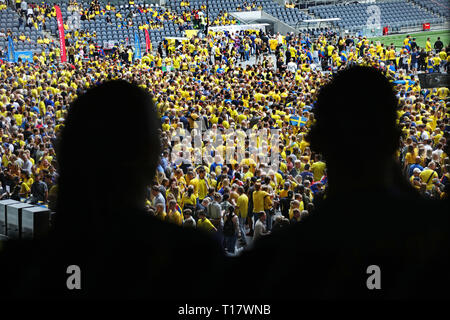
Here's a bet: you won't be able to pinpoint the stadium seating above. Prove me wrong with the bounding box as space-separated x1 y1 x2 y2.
2 0 317 53
166 0 312 28
3 0 446 53
308 0 445 33
40 0 314 50
44 0 183 49
412 0 450 18
0 7 49 52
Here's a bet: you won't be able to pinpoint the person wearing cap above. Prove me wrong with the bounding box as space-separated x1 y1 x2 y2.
408 156 424 177
410 167 422 190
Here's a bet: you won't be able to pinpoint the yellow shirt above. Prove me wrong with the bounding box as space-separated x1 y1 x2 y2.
197 179 208 200
419 169 438 190
289 202 304 220
167 209 183 226
155 210 166 221
182 193 197 208
253 190 269 213
197 218 216 232
236 194 249 219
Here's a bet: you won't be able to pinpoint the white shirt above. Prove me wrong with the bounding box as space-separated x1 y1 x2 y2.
254 219 268 241
420 131 429 141
22 159 33 173
277 34 283 43
432 149 443 159
287 61 297 73
423 143 432 152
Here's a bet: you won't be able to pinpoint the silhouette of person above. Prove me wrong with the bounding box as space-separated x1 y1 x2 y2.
232 67 450 300
0 80 224 299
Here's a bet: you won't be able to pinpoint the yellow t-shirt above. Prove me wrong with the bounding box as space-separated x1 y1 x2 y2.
197 218 216 232
419 169 438 190
182 193 197 208
289 201 304 220
236 194 249 219
197 179 208 200
167 210 182 226
253 190 268 213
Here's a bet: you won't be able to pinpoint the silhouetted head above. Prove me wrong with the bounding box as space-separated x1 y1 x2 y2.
57 80 160 218
308 67 400 166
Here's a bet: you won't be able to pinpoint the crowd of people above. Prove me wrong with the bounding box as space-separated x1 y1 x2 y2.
0 1 449 254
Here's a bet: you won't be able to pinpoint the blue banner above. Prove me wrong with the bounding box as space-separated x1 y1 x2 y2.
393 80 415 85
134 32 142 60
14 51 34 63
7 36 15 62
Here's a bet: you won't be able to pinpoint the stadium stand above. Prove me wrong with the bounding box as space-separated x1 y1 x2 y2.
42 0 185 49
308 0 445 34
412 0 450 18
0 6 50 52
31 0 316 50
166 0 312 27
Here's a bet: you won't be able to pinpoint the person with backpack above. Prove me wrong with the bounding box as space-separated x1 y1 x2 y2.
223 206 240 254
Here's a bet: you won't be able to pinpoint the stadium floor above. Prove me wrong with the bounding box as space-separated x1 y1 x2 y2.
370 29 450 49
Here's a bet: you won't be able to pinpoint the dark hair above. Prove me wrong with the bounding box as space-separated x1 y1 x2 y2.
187 186 194 197
307 67 400 159
56 80 160 228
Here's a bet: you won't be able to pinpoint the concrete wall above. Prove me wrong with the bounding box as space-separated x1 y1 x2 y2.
231 10 298 35
260 11 299 34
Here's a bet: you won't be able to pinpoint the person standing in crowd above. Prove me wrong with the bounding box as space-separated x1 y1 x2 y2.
253 211 269 242
222 206 240 254
235 186 248 246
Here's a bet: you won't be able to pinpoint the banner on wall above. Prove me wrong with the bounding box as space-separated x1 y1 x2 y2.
208 23 269 33
7 36 15 62
134 32 142 60
55 5 67 62
14 51 34 63
144 29 151 53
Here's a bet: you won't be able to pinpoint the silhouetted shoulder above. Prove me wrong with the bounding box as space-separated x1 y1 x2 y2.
235 194 450 300
1 209 224 300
